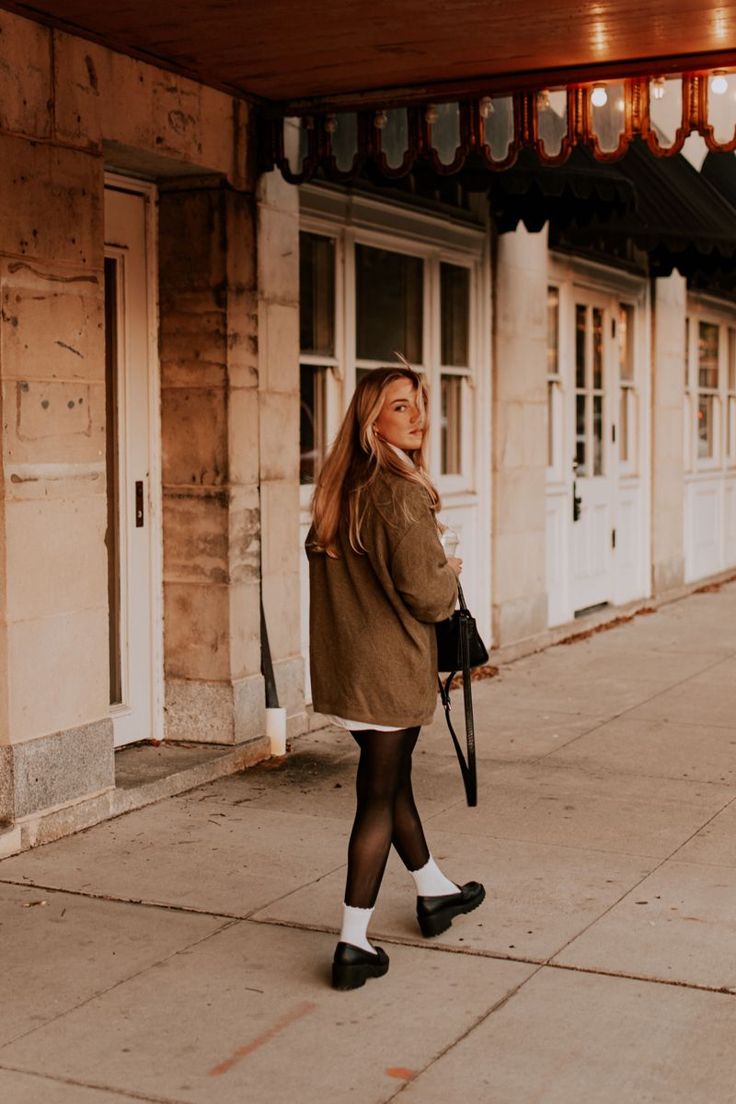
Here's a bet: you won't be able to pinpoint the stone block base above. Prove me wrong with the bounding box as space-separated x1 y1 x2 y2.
0 719 114 825
165 658 306 745
492 591 549 648
652 556 685 596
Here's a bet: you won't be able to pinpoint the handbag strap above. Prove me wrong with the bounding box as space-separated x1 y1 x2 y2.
437 609 478 807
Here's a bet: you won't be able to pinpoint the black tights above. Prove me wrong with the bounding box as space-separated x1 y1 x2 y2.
344 726 431 909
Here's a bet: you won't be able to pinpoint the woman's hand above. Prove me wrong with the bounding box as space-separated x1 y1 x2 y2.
447 556 463 577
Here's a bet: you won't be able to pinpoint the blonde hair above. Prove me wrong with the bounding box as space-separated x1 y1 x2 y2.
310 365 441 557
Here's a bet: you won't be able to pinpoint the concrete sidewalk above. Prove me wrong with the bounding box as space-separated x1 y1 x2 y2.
1 582 736 1103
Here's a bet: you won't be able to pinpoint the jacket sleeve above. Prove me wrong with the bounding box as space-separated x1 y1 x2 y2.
390 514 458 623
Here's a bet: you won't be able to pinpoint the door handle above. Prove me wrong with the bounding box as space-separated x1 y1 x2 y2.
135 481 145 528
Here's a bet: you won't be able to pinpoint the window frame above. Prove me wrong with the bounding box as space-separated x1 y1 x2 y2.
298 192 484 502
685 298 734 474
617 299 639 477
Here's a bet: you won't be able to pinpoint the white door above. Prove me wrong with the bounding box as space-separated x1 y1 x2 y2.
570 294 615 612
104 183 161 747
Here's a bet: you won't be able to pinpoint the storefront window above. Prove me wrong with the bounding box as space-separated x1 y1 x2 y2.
618 303 637 467
547 286 561 471
439 263 470 475
355 244 423 363
698 321 719 460
300 232 337 484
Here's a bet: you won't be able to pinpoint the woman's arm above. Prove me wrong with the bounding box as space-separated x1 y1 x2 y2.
390 516 458 623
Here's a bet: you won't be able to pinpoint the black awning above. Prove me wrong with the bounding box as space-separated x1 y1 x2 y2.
493 140 736 281
489 147 637 234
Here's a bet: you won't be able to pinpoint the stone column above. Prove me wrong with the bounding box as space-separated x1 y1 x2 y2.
159 179 264 743
492 225 549 645
651 273 686 593
256 173 304 736
0 15 113 829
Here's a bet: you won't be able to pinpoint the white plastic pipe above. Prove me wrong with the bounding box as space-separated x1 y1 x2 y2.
266 707 287 757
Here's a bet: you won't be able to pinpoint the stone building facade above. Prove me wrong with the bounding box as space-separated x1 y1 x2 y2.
0 7 735 855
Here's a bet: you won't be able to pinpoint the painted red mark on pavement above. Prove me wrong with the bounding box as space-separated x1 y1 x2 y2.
209 1001 317 1076
386 1068 417 1081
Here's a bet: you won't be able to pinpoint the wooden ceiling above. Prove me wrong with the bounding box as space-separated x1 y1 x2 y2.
4 0 736 107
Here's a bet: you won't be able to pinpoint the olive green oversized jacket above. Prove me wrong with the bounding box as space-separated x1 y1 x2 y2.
307 470 458 728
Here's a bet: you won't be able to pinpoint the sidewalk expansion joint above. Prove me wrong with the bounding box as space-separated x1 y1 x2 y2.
0 1063 186 1104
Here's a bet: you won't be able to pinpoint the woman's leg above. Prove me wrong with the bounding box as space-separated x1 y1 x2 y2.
391 728 459 896
344 727 421 909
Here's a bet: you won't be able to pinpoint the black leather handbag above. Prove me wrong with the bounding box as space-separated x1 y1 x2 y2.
435 583 488 808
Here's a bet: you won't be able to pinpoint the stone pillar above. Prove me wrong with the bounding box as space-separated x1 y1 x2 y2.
651 273 686 593
492 225 549 645
159 179 264 743
256 173 304 736
0 14 113 826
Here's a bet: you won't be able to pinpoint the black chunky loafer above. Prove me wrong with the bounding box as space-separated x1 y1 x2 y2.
417 881 486 937
331 942 390 990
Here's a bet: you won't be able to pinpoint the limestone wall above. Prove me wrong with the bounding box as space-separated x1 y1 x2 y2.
0 8 301 832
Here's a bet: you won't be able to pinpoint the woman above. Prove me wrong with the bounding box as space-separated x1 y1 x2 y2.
307 363 485 991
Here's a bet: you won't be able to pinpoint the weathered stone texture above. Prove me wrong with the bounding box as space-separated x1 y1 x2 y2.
0 136 103 269
12 719 114 819
53 29 245 182
0 11 53 140
1 279 102 383
9 607 109 743
159 183 264 740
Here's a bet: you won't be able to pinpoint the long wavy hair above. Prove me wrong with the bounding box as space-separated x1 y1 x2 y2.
310 365 441 557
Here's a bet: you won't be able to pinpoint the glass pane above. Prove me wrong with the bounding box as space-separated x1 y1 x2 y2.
104 257 122 707
300 364 327 484
441 263 470 366
300 232 335 355
699 321 719 389
698 394 714 459
620 388 629 463
483 95 514 160
432 102 461 165
648 77 683 149
593 395 604 475
284 117 309 173
547 286 559 375
576 393 587 475
592 307 603 390
685 317 690 389
355 244 423 363
729 327 736 392
591 82 626 153
708 73 736 145
547 380 555 468
619 303 634 380
381 108 409 169
575 304 586 389
440 375 463 475
331 112 359 172
538 89 568 157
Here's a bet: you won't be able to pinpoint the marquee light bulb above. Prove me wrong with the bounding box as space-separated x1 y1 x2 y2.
711 73 728 95
591 85 608 108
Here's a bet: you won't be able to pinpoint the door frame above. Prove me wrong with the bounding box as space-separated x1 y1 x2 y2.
104 172 164 744
546 252 651 623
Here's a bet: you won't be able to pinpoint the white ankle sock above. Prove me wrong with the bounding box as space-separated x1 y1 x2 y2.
340 904 376 953
410 855 458 897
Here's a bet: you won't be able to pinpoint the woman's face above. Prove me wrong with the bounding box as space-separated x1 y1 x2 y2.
373 378 425 452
